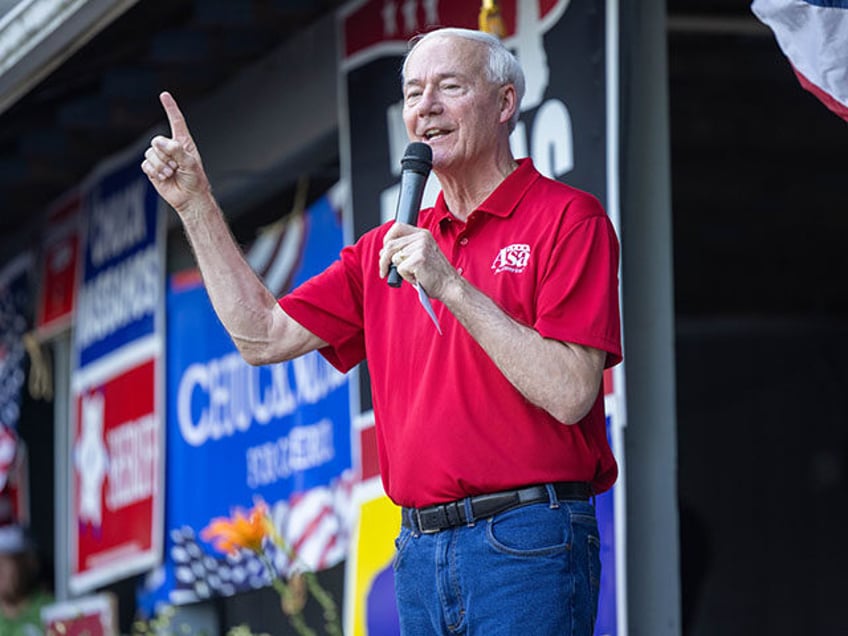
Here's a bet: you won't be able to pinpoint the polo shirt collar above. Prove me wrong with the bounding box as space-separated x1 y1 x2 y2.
433 158 540 225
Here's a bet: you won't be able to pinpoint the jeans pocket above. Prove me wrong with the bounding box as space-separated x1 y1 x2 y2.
485 503 569 556
393 525 413 571
587 534 601 623
574 510 602 623
587 532 601 592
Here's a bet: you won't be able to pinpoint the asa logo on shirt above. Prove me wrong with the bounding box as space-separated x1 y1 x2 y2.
491 243 531 274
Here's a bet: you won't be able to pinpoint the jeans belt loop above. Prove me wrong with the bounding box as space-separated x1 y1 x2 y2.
545 483 560 509
462 496 475 527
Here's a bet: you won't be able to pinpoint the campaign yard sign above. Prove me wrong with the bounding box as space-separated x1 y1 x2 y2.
35 191 81 340
42 592 119 636
69 146 165 594
137 187 354 614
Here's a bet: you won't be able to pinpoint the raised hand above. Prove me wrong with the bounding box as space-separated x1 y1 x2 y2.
141 91 210 215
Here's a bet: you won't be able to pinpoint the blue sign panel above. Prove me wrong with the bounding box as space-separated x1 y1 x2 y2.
166 280 352 512
595 415 619 636
140 190 353 612
74 158 161 368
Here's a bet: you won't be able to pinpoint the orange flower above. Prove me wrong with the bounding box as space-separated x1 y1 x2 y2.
201 500 271 555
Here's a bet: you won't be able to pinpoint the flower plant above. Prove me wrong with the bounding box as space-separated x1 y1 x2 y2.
201 500 342 636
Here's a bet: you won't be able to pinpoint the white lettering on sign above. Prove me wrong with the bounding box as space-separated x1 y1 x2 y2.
245 419 336 488
177 351 346 448
509 99 574 179
105 413 157 509
75 244 160 350
530 99 574 178
293 354 347 404
90 179 148 267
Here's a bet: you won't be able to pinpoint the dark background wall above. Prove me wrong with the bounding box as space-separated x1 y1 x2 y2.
669 7 848 636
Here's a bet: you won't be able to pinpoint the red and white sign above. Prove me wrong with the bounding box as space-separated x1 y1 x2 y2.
68 143 166 593
0 427 29 525
35 192 81 339
341 0 564 60
70 355 162 592
42 592 118 636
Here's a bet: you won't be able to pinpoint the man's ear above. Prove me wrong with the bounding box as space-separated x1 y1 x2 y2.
498 84 518 125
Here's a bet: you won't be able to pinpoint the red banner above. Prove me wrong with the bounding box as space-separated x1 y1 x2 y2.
341 0 561 59
71 357 159 589
35 192 81 338
42 593 118 636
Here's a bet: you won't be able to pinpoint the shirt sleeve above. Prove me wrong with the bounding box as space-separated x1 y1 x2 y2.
278 241 368 373
534 198 623 368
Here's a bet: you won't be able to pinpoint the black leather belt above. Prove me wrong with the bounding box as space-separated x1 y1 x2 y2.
402 482 593 534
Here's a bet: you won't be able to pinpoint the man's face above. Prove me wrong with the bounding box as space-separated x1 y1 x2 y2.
402 36 507 173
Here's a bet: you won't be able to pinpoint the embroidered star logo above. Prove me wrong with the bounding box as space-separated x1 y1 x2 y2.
491 243 531 274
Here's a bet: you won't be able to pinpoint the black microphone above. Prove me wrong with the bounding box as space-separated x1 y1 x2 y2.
387 142 433 287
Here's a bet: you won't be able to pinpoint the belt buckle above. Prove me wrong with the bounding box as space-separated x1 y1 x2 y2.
415 507 440 534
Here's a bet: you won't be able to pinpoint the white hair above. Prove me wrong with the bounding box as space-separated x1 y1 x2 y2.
402 27 526 132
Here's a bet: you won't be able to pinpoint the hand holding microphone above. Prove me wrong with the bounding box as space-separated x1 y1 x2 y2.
387 142 433 287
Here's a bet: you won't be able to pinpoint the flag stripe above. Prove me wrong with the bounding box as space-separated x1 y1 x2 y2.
801 1 848 9
793 65 848 119
752 0 848 120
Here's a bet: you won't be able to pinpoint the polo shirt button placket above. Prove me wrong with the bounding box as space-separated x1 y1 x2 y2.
456 235 468 276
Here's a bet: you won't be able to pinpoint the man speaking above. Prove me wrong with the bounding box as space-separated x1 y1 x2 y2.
142 26 621 636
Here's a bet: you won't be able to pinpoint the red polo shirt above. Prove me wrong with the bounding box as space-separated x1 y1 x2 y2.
280 159 622 507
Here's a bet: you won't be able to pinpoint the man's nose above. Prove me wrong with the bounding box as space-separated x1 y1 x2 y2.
417 87 442 116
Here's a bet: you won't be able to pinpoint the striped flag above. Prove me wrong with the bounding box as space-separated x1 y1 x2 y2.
752 0 848 121
0 254 32 430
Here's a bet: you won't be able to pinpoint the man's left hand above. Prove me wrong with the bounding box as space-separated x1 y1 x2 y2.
379 222 458 297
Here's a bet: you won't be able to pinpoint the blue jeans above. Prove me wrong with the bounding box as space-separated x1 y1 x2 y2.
393 494 601 635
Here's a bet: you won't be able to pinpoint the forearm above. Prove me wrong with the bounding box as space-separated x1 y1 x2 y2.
440 275 604 424
179 192 321 365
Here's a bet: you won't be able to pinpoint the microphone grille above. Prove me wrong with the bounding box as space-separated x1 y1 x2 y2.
401 142 433 175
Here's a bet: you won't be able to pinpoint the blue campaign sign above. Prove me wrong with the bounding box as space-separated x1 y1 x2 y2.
74 157 162 368
140 190 353 612
595 419 618 636
166 280 352 511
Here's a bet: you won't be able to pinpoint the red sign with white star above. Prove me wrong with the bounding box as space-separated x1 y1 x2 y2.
71 357 161 591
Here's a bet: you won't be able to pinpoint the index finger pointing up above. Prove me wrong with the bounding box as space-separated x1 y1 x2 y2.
159 91 190 140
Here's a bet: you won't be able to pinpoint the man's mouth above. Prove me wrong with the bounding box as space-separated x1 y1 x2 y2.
423 127 449 141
